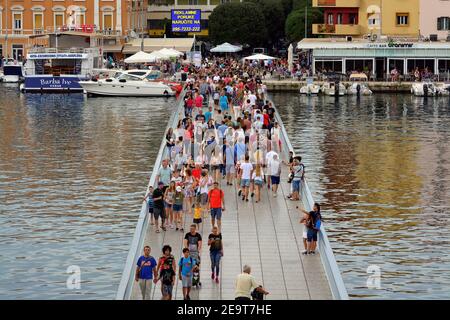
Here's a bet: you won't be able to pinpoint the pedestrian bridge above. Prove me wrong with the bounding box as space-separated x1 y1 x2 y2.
116 90 349 300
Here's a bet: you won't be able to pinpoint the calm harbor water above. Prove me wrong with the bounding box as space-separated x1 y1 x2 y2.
1 85 449 299
273 92 450 299
0 84 177 299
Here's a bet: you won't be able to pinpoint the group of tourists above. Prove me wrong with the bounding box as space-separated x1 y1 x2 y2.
134 57 322 300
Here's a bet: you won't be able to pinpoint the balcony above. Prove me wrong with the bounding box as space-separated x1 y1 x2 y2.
313 0 360 7
313 24 361 35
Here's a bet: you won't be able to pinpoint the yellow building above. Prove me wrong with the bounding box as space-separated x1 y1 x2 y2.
0 0 131 60
312 0 420 38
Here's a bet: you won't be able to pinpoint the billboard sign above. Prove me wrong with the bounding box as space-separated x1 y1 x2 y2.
171 9 201 33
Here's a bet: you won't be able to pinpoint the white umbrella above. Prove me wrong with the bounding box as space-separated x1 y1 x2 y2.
124 51 156 64
243 53 278 60
210 42 242 53
149 50 172 61
288 44 294 74
158 48 184 57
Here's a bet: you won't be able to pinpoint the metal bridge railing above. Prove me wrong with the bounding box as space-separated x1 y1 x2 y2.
270 93 349 300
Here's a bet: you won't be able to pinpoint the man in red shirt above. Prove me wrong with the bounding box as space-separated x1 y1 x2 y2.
192 163 202 181
194 92 204 110
208 182 225 231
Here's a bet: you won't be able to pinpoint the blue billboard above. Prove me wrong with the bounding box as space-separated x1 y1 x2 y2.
171 9 201 33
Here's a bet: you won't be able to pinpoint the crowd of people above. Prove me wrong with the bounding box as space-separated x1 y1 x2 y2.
134 57 323 300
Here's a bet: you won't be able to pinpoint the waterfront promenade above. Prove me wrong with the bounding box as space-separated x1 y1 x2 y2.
116 89 346 300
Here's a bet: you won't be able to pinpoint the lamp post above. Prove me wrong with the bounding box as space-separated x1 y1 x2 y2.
305 0 308 39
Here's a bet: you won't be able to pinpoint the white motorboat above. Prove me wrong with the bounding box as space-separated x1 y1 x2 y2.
411 81 438 97
300 83 320 95
79 69 175 97
436 83 450 96
347 73 373 95
321 81 346 96
1 60 24 83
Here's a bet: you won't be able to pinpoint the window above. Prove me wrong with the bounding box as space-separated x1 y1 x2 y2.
349 13 357 25
13 13 22 30
12 44 23 61
437 17 450 31
75 13 85 25
103 14 113 30
396 13 409 26
337 13 343 25
54 13 64 30
34 13 44 32
327 13 334 25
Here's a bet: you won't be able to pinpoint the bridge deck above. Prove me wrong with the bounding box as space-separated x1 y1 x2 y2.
130 165 332 300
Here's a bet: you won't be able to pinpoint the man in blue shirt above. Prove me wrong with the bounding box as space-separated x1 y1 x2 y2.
204 106 213 123
135 246 157 300
178 248 197 300
219 92 229 113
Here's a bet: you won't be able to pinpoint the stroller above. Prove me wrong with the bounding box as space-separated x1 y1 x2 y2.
191 252 201 288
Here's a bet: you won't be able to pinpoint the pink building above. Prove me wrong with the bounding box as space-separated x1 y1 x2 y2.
420 0 450 40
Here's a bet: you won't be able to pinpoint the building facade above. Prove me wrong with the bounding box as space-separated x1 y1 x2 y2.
146 0 242 37
0 0 130 59
419 0 450 40
312 0 420 38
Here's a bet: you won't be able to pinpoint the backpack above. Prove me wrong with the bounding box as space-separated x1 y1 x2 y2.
251 286 264 300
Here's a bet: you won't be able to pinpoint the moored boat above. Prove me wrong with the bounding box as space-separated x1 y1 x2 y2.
79 69 175 97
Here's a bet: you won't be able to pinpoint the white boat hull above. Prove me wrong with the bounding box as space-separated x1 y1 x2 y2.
411 82 438 97
2 75 20 83
300 84 320 95
347 83 373 95
79 80 175 97
322 83 346 96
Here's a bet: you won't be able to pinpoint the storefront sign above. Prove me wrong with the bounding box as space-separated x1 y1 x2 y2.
366 42 414 49
27 53 88 60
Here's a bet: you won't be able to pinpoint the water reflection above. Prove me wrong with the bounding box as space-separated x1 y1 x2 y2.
273 93 450 299
0 85 177 299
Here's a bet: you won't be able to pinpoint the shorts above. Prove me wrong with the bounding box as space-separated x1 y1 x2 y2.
271 176 280 185
162 284 173 296
173 204 183 212
193 217 202 224
200 193 208 205
210 165 220 171
211 208 222 220
307 229 318 242
148 207 154 214
241 179 250 187
254 180 263 186
164 202 173 209
292 180 301 192
182 275 193 288
226 164 235 174
153 207 165 220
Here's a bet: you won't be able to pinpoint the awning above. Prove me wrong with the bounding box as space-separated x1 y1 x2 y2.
122 37 195 54
102 44 123 53
367 5 380 14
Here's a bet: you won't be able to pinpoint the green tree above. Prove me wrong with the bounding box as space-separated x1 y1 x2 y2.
244 0 286 45
285 4 322 42
209 2 267 47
